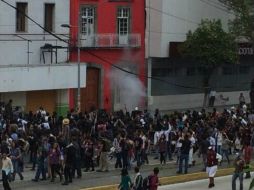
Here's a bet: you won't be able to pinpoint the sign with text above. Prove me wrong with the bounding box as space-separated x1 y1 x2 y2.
238 43 253 56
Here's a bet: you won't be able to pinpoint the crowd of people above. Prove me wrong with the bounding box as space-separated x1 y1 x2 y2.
0 98 254 190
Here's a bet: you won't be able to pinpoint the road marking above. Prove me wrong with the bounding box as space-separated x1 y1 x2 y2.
80 167 235 190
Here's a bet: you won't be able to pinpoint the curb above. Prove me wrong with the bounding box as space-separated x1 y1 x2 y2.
81 168 235 190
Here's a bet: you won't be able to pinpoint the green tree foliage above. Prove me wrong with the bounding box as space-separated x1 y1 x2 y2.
181 19 237 84
219 0 254 42
181 19 238 106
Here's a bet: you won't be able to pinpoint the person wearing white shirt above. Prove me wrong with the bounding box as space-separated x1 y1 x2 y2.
175 132 183 164
208 136 216 151
154 130 163 159
248 111 254 124
140 132 147 163
209 90 216 107
1 152 13 190
113 134 122 168
188 131 196 167
215 131 223 155
162 121 173 161
42 122 50 130
17 118 27 132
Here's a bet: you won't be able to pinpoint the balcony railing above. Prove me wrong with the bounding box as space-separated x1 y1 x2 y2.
0 34 69 65
80 33 141 48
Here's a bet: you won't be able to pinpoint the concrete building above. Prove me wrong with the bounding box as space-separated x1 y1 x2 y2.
146 0 254 111
68 0 146 112
0 0 86 115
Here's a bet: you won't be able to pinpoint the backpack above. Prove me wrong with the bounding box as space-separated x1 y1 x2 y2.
142 175 151 190
135 174 143 189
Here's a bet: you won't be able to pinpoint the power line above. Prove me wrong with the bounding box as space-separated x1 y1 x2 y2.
1 0 251 91
210 0 232 10
147 6 199 25
0 0 68 44
0 0 203 90
85 51 203 90
199 0 236 16
149 30 187 35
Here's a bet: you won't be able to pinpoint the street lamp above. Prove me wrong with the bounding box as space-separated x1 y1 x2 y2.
61 19 81 112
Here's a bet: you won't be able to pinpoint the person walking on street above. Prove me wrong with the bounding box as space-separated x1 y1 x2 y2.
177 134 191 174
158 134 167 165
133 167 143 190
48 142 62 182
232 153 245 190
239 93 246 108
32 141 47 182
113 134 122 169
148 167 160 190
243 141 252 179
120 134 129 170
62 140 76 185
72 138 82 178
221 133 231 165
96 139 109 172
188 131 196 167
209 90 216 107
199 135 210 171
9 141 23 181
1 152 13 190
83 138 94 172
118 169 132 190
206 146 221 188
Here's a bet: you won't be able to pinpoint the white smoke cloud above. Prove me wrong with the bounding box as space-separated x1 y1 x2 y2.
109 67 146 112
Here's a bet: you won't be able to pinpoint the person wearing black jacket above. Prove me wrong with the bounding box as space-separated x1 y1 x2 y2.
62 141 76 185
177 134 191 174
83 138 94 172
72 139 82 178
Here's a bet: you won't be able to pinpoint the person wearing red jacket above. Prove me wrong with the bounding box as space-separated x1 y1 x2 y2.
243 141 252 179
206 146 219 188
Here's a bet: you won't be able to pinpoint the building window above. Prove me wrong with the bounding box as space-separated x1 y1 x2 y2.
16 3 28 32
44 4 55 32
80 6 96 46
117 7 130 45
239 66 250 74
81 7 95 35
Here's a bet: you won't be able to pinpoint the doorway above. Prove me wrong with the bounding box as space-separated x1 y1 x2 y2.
26 90 56 114
81 67 100 112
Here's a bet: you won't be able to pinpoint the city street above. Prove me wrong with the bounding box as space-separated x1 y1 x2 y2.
159 175 252 190
0 153 241 190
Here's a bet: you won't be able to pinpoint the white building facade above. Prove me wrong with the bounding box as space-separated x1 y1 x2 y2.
146 0 252 111
0 0 86 115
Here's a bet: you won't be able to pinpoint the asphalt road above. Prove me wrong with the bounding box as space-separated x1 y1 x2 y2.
159 174 253 190
0 153 239 190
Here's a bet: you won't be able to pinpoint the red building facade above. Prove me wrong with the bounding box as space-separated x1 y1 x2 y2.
69 0 146 112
